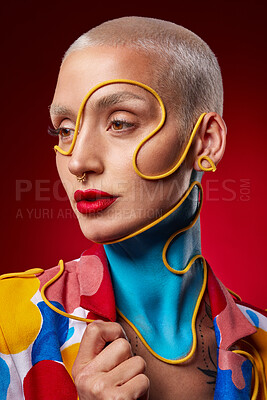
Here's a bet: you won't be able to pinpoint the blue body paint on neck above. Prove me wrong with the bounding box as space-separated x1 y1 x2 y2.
104 174 205 362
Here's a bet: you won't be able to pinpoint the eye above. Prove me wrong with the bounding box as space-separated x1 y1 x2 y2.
58 127 74 138
48 126 74 138
109 119 134 131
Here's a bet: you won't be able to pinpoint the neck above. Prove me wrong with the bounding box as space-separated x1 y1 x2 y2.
104 173 206 363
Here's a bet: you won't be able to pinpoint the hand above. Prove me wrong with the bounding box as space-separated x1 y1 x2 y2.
72 320 149 400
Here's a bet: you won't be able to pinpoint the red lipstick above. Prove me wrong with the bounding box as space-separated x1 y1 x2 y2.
74 189 118 214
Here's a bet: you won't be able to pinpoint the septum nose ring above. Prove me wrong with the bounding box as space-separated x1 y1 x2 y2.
76 173 87 182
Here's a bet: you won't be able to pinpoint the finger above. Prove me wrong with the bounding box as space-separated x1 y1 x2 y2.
118 374 150 400
73 321 125 370
107 356 146 386
82 337 133 374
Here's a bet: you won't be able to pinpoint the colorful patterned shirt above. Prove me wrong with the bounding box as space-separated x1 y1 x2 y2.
0 242 266 399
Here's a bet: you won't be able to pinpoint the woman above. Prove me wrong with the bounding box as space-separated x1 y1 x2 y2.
0 16 266 400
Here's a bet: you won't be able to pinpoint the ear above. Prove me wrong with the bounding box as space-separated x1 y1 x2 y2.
193 112 227 171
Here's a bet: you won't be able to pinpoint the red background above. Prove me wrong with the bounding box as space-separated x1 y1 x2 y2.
2 1 266 308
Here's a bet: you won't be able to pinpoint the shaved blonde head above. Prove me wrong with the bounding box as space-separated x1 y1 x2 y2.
63 16 223 140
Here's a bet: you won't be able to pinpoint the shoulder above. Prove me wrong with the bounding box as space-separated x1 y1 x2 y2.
207 266 267 350
207 267 267 398
235 300 267 353
235 300 267 328
207 265 267 328
0 242 116 353
0 241 106 308
0 263 63 356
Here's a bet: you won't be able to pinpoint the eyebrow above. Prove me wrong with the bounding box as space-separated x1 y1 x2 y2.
49 91 146 118
49 104 76 119
92 91 146 110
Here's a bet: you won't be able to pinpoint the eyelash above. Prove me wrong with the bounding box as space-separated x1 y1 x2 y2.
48 127 61 136
48 127 74 137
48 117 135 137
48 127 58 136
108 118 134 131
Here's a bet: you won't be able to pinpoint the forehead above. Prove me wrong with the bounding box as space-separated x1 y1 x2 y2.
53 46 158 104
49 86 156 120
51 47 162 120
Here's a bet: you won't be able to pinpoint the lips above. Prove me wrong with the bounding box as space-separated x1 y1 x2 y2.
74 189 118 214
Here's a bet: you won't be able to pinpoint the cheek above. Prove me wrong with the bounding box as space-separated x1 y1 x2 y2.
135 166 191 212
105 146 137 183
106 148 188 209
126 179 171 211
134 125 182 178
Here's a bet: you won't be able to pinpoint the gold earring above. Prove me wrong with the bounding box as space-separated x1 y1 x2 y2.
76 173 87 182
197 155 216 172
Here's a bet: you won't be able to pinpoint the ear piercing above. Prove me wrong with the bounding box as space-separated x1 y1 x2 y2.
197 155 216 172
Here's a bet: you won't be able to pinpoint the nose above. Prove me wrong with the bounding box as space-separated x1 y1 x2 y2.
68 124 105 178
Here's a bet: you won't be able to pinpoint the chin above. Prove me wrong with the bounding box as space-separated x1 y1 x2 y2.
71 203 121 243
77 218 127 244
77 213 149 244
74 201 165 244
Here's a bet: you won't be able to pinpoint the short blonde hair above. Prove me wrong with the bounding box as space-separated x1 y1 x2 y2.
63 16 223 140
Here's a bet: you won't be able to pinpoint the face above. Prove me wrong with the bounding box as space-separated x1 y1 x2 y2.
50 46 193 243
